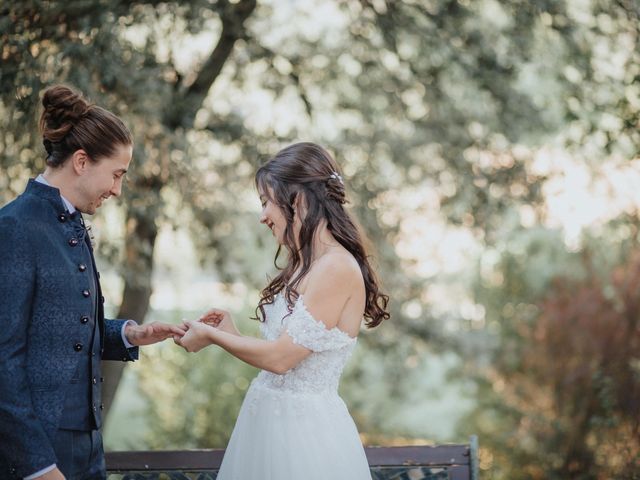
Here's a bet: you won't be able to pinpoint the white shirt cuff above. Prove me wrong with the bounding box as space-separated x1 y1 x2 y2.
25 464 56 480
121 319 138 348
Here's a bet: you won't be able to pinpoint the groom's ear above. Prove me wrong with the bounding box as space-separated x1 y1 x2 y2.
70 149 91 176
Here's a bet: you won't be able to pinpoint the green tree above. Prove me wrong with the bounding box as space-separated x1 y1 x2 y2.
454 1 640 477
2 3 639 474
465 220 640 479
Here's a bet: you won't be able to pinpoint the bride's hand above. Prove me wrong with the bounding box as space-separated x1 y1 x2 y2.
199 308 239 336
174 320 217 353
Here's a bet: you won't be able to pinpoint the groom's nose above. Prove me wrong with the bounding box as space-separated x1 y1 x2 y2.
110 178 123 197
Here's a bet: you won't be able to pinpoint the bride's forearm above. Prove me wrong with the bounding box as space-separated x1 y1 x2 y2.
210 330 292 374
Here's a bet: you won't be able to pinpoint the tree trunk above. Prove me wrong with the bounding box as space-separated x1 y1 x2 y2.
101 0 257 422
102 203 158 418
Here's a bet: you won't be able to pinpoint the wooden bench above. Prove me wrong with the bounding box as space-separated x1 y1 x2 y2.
106 435 479 479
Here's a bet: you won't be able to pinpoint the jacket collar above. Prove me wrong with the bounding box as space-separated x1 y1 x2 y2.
24 178 69 216
35 174 76 213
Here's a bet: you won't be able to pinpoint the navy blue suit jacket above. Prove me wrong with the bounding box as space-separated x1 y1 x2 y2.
0 180 139 477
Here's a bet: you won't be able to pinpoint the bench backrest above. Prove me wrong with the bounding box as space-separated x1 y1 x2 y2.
105 436 479 480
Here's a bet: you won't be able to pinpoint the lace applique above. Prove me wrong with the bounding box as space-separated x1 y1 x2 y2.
284 296 356 352
252 293 358 394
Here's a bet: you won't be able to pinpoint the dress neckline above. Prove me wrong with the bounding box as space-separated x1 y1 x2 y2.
275 292 358 342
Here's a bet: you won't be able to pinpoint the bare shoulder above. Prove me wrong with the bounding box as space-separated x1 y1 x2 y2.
303 249 364 297
298 248 365 332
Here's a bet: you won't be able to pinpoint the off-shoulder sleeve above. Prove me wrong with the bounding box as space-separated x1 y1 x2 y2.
284 297 357 352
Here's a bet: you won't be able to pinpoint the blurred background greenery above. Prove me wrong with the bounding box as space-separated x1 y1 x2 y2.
1 0 639 478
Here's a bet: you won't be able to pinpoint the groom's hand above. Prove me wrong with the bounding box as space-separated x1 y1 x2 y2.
125 321 187 346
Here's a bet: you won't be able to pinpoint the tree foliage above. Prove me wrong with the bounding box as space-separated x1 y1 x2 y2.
466 223 640 479
2 1 639 477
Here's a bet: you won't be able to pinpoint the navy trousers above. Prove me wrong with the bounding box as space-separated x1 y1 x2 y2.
52 429 106 480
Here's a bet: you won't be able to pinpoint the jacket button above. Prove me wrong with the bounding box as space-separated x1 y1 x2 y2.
74 343 83 352
92 405 97 412
82 289 90 297
79 263 87 272
92 377 97 384
100 403 104 410
58 214 67 222
9 467 16 475
68 238 79 247
80 316 89 324
100 376 104 383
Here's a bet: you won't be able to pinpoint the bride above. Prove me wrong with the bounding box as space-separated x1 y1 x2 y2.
176 142 390 479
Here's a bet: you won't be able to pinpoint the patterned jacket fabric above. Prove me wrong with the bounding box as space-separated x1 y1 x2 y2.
0 179 139 478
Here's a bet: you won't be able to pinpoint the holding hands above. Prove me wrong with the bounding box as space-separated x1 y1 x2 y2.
175 308 239 353
125 321 188 346
123 308 237 353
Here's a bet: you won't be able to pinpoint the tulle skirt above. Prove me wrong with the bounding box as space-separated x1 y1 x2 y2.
217 381 372 479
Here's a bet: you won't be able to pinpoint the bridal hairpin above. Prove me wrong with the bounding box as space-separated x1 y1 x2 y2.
329 172 343 185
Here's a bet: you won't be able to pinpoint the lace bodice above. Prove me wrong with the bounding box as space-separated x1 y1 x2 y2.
253 294 357 394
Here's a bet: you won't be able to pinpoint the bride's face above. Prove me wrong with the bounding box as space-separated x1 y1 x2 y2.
259 187 288 244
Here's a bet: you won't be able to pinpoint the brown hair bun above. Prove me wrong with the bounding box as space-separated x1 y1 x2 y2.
38 84 132 167
40 85 92 143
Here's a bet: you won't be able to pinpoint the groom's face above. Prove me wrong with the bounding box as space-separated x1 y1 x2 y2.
77 144 132 214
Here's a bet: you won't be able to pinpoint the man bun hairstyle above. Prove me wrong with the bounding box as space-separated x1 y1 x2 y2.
39 84 132 167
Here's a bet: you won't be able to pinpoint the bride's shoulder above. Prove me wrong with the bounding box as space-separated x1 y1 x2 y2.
304 250 364 295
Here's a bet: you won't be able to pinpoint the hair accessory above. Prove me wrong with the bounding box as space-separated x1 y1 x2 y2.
329 172 344 185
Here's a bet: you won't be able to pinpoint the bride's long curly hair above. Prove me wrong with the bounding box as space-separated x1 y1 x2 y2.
254 142 390 328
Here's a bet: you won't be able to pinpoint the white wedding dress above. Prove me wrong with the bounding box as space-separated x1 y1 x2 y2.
217 293 372 479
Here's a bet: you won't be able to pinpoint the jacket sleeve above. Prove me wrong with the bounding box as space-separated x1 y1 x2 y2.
102 319 139 362
0 217 57 476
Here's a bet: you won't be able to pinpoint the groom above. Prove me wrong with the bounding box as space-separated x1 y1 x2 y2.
0 86 184 480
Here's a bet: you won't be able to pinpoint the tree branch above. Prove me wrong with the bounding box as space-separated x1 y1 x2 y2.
168 0 257 129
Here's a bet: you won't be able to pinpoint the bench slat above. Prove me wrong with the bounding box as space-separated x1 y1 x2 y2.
106 444 471 470
365 445 471 466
